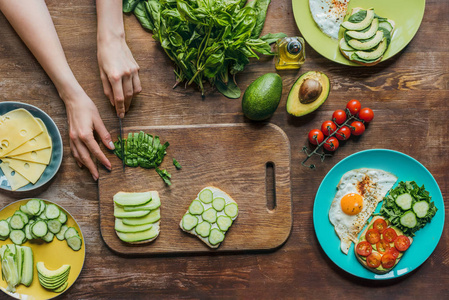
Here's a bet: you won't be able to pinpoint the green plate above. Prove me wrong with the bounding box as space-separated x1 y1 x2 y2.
292 0 425 66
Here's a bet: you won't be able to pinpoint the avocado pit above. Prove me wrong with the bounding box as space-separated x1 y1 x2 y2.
299 78 323 104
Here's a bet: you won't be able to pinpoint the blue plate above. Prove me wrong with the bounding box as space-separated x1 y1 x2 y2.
0 102 63 192
313 149 445 280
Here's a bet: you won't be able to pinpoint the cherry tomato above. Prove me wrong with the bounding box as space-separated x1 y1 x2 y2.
332 109 347 125
350 121 365 136
383 228 398 243
323 137 339 151
346 99 361 116
376 239 391 254
321 120 337 136
356 241 372 257
381 253 396 269
365 229 381 244
387 247 400 259
394 235 411 252
373 218 388 234
358 107 374 123
336 126 351 141
366 252 382 268
308 129 324 145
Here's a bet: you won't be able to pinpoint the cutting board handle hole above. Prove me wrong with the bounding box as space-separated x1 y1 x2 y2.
266 162 276 211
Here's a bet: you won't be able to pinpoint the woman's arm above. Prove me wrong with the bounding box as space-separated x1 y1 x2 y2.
0 0 113 180
96 0 142 119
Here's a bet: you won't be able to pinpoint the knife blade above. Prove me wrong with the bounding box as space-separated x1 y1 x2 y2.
118 117 125 171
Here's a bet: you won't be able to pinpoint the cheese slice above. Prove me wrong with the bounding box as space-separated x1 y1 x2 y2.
1 158 46 184
0 161 30 191
0 109 43 157
8 148 52 165
3 118 52 157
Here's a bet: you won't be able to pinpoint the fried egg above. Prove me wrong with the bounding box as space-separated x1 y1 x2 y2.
329 168 397 254
309 0 350 39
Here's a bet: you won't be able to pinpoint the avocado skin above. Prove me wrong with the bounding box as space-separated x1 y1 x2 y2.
286 71 330 117
242 73 283 121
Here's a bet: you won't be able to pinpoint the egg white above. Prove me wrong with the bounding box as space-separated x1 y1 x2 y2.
309 0 350 39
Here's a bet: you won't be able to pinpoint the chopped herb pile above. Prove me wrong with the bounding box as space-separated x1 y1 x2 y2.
123 0 286 98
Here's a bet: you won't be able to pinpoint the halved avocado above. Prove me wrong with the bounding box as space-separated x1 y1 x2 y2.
348 30 383 50
341 9 374 31
286 71 330 117
346 18 379 40
353 38 388 61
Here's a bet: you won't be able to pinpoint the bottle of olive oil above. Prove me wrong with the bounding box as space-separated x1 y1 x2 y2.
275 37 306 70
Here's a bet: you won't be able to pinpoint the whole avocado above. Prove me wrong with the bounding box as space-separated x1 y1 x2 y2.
242 73 283 121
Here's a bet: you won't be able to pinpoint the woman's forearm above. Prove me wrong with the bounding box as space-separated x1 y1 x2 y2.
96 0 125 43
0 0 83 102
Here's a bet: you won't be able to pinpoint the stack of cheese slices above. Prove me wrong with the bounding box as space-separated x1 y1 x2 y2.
0 109 52 190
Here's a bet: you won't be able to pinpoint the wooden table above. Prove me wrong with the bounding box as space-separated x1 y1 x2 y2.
0 0 448 298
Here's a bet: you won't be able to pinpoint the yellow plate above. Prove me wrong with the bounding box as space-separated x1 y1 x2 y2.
0 199 85 300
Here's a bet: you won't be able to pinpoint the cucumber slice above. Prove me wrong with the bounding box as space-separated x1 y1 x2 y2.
66 236 82 251
195 221 211 238
208 228 225 246
47 219 62 234
45 204 60 219
16 245 23 282
0 220 10 238
20 246 33 286
24 224 33 241
400 211 417 228
413 201 429 218
26 199 41 216
123 195 161 212
113 191 152 206
188 200 204 215
31 220 48 238
58 211 67 224
199 189 213 204
19 205 32 216
14 211 29 224
10 230 26 245
56 225 69 241
115 219 153 233
10 215 25 230
396 193 413 210
114 205 151 218
122 209 160 226
64 227 79 240
378 20 393 32
38 212 47 220
217 215 233 232
212 197 226 212
181 214 198 231
224 203 238 218
202 208 217 223
115 224 159 243
42 232 54 243
37 200 47 216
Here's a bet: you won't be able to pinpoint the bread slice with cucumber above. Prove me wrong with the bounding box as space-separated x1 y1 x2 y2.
355 216 412 274
180 186 238 248
339 7 395 66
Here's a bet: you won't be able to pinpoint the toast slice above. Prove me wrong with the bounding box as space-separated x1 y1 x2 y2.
180 186 238 249
355 216 413 274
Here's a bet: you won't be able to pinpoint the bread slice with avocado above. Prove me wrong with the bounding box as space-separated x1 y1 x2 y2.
355 216 413 274
339 7 395 66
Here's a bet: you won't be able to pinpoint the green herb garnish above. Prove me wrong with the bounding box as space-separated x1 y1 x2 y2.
173 158 182 170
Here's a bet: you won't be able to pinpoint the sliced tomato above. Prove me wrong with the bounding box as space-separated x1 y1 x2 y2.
373 218 388 234
376 239 391 254
386 247 400 259
356 241 372 257
383 228 398 243
365 229 380 244
394 235 411 252
381 253 396 269
366 252 382 268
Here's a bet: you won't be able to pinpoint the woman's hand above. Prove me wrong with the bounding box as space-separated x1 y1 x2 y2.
64 90 114 180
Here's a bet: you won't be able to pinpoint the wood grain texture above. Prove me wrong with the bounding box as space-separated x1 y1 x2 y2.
99 124 292 255
0 0 448 299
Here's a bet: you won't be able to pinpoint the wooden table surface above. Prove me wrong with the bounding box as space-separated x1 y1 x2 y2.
1 0 448 299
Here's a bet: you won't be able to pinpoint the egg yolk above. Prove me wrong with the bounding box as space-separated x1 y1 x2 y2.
341 193 363 215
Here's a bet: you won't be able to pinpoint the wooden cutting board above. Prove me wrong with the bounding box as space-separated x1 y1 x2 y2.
98 123 292 255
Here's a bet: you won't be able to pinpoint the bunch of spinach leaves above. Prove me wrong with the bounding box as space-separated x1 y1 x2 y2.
123 0 286 98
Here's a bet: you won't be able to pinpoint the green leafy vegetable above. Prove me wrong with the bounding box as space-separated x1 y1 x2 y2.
122 0 286 98
380 181 438 236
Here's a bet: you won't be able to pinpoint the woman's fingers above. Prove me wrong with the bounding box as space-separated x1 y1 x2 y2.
109 74 125 118
100 69 114 107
